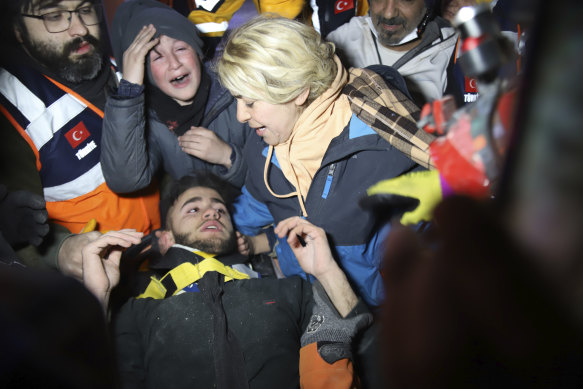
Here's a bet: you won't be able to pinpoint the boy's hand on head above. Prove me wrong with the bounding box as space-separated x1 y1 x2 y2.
122 24 159 85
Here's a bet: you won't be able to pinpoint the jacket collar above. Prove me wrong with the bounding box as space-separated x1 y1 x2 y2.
149 245 249 271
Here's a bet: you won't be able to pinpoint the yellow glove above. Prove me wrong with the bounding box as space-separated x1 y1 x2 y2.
366 170 442 225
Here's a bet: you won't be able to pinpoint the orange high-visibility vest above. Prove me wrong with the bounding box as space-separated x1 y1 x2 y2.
0 65 160 234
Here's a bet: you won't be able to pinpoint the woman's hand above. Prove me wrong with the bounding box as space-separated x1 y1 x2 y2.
274 217 336 279
122 24 159 85
178 127 233 168
275 217 358 317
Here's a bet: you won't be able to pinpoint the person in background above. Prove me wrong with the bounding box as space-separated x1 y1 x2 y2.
155 0 305 60
445 0 522 104
310 0 370 38
326 0 460 107
0 0 160 278
439 0 477 23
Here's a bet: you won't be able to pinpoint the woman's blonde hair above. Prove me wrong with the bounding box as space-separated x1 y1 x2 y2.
216 14 337 105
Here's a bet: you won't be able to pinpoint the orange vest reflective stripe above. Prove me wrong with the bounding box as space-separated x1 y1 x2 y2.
0 66 160 234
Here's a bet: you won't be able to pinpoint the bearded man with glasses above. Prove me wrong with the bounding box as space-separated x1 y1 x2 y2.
0 0 160 278
16 1 105 82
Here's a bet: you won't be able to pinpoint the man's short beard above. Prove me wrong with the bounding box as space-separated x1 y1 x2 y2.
174 233 238 256
20 32 104 83
375 16 411 46
373 7 427 47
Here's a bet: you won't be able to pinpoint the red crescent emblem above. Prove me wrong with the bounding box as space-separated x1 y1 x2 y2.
65 122 91 149
465 77 478 93
335 0 354 14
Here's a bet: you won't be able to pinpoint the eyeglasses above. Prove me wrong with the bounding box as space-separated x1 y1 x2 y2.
21 4 103 33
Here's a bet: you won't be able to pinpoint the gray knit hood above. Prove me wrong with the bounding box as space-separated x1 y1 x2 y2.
111 0 204 75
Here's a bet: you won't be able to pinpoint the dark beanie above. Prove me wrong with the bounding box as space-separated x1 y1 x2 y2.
111 0 204 74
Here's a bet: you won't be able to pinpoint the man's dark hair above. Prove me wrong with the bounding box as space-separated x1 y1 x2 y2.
6 0 100 14
0 0 26 44
160 172 240 228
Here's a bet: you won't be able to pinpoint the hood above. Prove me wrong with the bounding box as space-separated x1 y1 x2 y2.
111 0 204 74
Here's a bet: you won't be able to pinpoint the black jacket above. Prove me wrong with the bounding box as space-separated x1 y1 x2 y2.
113 248 314 389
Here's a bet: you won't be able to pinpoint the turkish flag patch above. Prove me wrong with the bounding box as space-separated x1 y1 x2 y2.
465 77 478 93
65 122 91 149
335 0 355 14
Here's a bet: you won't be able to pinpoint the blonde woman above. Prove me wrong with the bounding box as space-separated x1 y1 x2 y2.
218 15 428 306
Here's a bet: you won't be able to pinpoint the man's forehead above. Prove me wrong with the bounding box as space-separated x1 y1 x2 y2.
178 187 225 205
28 0 93 11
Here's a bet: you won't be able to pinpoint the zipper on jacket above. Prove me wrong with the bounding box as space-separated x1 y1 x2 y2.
201 91 233 128
321 163 336 199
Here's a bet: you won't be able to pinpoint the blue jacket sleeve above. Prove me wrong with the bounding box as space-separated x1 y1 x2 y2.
277 222 391 308
334 223 391 307
232 185 274 236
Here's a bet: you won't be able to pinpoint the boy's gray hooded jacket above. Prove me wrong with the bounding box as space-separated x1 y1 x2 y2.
101 0 251 191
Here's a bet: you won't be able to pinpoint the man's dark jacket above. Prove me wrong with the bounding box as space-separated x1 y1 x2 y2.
113 247 314 389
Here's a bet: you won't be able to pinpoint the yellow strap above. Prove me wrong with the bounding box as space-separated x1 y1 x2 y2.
192 249 215 260
137 257 250 299
80 218 97 233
